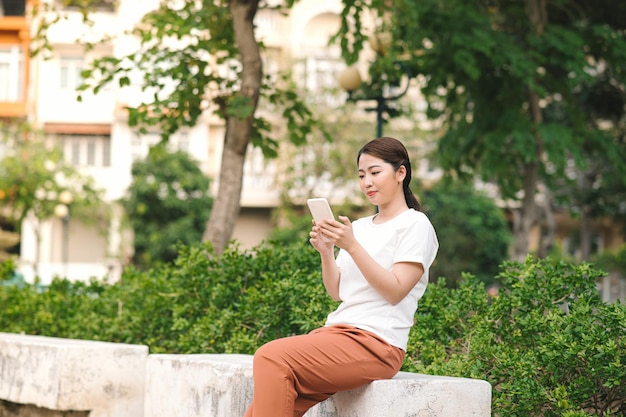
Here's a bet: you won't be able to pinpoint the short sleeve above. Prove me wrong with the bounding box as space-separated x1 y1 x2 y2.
393 213 438 269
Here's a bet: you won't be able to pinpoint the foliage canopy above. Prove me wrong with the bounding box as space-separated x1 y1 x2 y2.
422 181 512 286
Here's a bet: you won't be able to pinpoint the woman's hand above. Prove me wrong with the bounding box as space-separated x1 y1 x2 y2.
309 218 344 301
309 219 334 253
311 216 355 252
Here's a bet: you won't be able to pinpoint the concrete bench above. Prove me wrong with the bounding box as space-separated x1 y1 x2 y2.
145 354 492 417
0 332 148 417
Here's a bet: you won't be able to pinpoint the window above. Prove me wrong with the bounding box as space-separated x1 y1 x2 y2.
0 47 23 101
59 57 84 90
177 132 189 153
131 133 160 162
293 56 344 106
2 1 26 16
243 146 275 189
56 134 111 167
131 132 192 161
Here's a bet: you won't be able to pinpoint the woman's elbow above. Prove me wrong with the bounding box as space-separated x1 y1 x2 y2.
384 292 407 305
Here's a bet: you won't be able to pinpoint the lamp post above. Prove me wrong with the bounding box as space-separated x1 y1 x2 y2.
54 190 73 277
337 34 413 138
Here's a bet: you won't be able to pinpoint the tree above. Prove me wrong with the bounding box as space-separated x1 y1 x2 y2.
336 0 626 260
122 143 213 268
547 75 626 260
0 123 106 275
34 0 327 254
422 182 512 287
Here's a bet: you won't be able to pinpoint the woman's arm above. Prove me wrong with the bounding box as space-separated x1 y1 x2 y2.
320 215 424 305
310 221 341 301
347 242 423 305
320 251 341 301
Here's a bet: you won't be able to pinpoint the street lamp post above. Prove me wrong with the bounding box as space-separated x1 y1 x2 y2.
337 33 413 138
54 190 73 277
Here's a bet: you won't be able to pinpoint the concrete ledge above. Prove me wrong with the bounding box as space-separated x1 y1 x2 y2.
145 354 492 417
0 333 148 417
145 354 254 417
307 371 492 417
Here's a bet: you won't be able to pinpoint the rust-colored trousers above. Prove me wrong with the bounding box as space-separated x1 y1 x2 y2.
243 325 405 417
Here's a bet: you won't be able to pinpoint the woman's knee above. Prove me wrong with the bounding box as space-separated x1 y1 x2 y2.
253 338 288 367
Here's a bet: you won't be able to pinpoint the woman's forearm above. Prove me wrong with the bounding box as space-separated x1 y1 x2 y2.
320 252 341 301
346 243 422 305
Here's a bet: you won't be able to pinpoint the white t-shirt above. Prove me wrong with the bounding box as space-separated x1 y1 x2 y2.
325 209 439 350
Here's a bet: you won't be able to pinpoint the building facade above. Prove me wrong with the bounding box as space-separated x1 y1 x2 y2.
2 0 353 284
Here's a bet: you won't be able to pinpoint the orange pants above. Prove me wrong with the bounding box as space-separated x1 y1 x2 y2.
243 325 405 417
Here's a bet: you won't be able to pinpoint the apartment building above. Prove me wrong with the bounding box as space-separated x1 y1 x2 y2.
1 0 353 284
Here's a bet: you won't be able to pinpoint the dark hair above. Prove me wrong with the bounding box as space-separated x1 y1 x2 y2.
357 136 421 211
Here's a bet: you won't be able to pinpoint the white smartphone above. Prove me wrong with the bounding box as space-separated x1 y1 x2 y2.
306 198 335 242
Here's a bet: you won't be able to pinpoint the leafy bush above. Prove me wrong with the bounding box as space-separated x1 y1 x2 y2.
0 241 337 353
406 257 625 417
0 257 16 281
0 245 624 416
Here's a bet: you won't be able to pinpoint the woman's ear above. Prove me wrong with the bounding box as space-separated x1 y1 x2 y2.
396 165 407 182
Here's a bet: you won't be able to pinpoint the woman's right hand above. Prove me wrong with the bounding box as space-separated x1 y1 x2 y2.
309 220 334 254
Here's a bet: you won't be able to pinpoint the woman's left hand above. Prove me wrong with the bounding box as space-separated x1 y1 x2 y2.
318 216 355 250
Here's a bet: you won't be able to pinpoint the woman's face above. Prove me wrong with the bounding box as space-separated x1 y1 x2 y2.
358 153 405 206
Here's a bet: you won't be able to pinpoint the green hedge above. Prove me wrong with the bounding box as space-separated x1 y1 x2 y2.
0 241 338 352
408 259 625 416
1 242 624 416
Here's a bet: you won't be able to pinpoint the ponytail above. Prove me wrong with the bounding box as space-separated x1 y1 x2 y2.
404 182 421 211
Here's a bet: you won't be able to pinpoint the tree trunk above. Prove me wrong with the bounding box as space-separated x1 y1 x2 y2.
201 0 262 254
580 205 592 261
538 186 556 258
510 0 548 261
577 171 592 261
512 162 539 261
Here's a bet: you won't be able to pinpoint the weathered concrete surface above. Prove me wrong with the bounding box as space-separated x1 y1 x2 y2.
0 333 148 417
144 353 492 417
144 354 254 417
305 371 492 417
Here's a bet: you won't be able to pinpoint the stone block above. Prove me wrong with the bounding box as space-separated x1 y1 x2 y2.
0 332 148 417
144 354 253 417
305 371 492 417
144 353 492 417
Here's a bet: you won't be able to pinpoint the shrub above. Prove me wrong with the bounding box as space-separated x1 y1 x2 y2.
0 241 337 353
1 248 624 416
407 257 626 417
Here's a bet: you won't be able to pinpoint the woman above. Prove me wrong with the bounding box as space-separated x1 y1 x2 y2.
243 136 439 417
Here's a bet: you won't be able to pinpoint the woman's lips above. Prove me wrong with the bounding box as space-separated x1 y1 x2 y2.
366 191 376 197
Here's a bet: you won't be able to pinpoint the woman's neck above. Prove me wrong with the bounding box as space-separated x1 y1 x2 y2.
373 200 409 224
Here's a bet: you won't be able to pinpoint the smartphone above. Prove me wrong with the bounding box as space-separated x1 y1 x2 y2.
306 198 335 242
